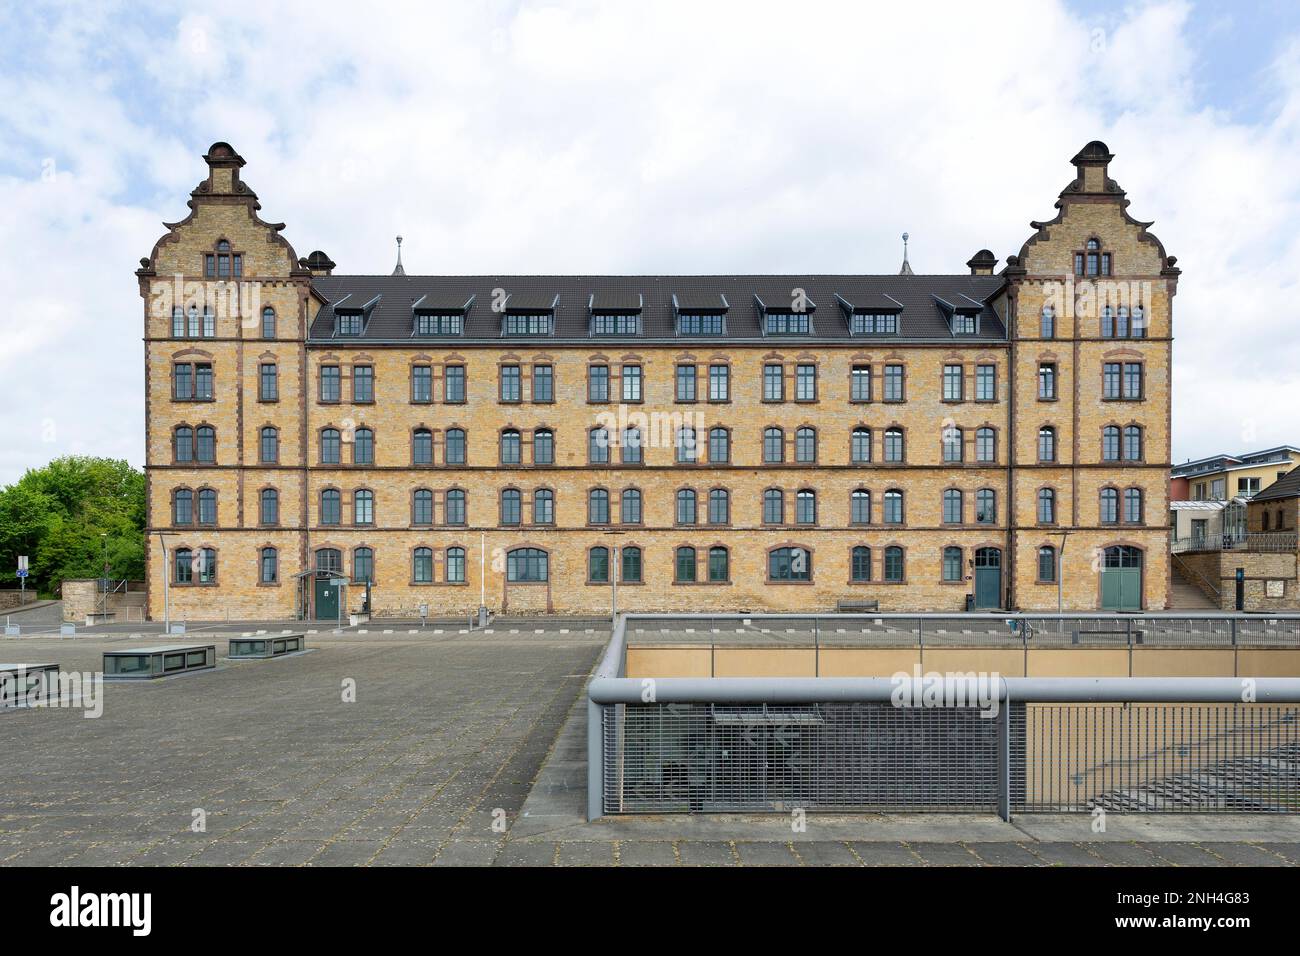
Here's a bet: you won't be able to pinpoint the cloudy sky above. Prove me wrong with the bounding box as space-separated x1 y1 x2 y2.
1 0 1298 484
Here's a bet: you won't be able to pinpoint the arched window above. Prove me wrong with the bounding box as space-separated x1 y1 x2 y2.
446 547 466 583
1102 425 1121 461
883 489 904 524
851 546 872 582
942 426 964 463
173 488 193 525
413 489 433 525
507 548 548 582
320 489 341 525
676 426 697 463
260 426 279 464
315 548 342 573
1124 487 1143 524
1103 545 1142 569
352 547 373 584
445 428 466 464
500 489 522 525
708 427 730 463
675 546 697 583
883 427 904 463
589 546 610 583
621 426 642 464
975 427 996 463
1040 304 1055 339
621 488 642 524
174 426 194 462
588 488 610 525
975 488 996 524
532 488 553 524
195 426 215 462
261 306 276 339
621 546 642 583
851 427 872 463
851 488 871 525
769 546 811 582
259 488 278 526
708 547 729 583
943 546 963 582
1038 546 1057 583
588 426 610 464
796 489 817 524
174 547 193 584
1037 488 1056 524
883 546 904 582
1038 426 1056 463
943 489 963 524
795 426 817 463
197 488 217 525
1100 487 1119 524
353 489 374 525
763 427 784 463
1123 425 1143 461
321 428 341 464
413 547 433 583
1076 237 1111 277
533 428 554 465
708 488 729 525
351 429 371 468
676 489 697 525
413 428 433 465
763 488 784 525
260 547 278 584
501 429 522 465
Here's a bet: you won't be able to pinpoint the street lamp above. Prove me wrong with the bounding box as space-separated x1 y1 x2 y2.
1057 530 1071 615
154 531 174 634
603 529 625 625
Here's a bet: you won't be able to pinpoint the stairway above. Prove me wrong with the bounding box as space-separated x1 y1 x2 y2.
1169 560 1219 609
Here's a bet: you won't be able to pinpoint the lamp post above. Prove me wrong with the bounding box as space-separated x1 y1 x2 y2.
1057 530 1071 615
603 530 625 625
100 533 109 616
154 531 173 634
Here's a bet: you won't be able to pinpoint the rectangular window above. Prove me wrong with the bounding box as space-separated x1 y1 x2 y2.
173 364 192 399
532 364 553 402
1103 362 1121 399
500 365 521 402
1123 363 1142 399
353 365 374 403
676 364 697 402
412 365 432 403
942 364 963 401
259 363 277 401
678 313 724 335
621 365 642 402
444 365 466 403
850 312 898 335
763 363 784 401
851 365 871 402
337 313 363 335
883 364 904 402
952 313 976 334
708 364 729 401
795 364 816 401
975 364 995 401
320 365 340 402
588 365 609 402
415 313 463 335
503 313 553 336
1038 363 1057 400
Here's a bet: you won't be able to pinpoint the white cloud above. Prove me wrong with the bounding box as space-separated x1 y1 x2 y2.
0 0 1298 483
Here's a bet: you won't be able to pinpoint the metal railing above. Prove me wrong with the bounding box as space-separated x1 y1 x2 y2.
588 614 1300 820
1172 531 1298 553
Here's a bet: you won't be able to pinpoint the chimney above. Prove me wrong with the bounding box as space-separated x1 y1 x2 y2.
201 142 247 195
1070 140 1114 195
966 249 997 276
301 250 336 277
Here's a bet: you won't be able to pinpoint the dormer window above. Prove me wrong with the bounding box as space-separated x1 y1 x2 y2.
850 312 898 334
591 314 640 335
837 294 902 335
1074 238 1112 277
933 295 983 335
755 293 815 335
337 313 363 335
504 313 553 335
679 313 725 335
952 312 977 334
330 293 380 337
764 312 810 334
415 313 463 335
411 293 472 336
500 294 558 336
673 293 728 336
204 240 243 279
589 293 642 336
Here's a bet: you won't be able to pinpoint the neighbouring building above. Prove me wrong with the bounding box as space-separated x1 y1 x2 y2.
1170 446 1300 502
139 141 1177 620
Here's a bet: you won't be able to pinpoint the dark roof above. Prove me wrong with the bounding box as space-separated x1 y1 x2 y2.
413 292 475 312
308 274 1006 344
1253 467 1300 503
590 292 642 313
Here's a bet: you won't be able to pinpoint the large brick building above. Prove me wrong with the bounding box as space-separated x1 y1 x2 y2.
138 141 1177 620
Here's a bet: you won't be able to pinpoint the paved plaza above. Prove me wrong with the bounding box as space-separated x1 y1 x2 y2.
2 620 1299 866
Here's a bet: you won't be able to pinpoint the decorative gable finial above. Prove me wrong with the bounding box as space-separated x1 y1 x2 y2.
899 232 914 276
392 235 406 277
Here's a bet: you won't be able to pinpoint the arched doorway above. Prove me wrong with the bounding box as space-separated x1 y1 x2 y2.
1100 545 1143 611
973 547 1002 609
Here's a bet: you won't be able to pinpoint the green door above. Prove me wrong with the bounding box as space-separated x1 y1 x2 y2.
1100 546 1143 611
314 578 339 620
973 548 1002 609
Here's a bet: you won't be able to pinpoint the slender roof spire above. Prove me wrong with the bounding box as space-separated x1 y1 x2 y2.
392 235 406 277
899 232 914 276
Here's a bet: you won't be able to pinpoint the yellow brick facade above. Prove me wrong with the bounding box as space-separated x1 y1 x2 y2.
139 141 1177 620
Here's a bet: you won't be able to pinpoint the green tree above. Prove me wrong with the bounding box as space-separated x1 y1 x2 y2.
0 456 145 597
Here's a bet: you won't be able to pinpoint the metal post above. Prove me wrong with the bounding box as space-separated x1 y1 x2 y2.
611 545 618 624
996 691 1011 821
586 697 603 821
157 532 171 635
478 531 487 626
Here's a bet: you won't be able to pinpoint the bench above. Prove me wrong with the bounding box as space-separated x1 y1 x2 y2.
835 600 880 613
0 663 59 706
228 635 305 659
103 644 216 679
